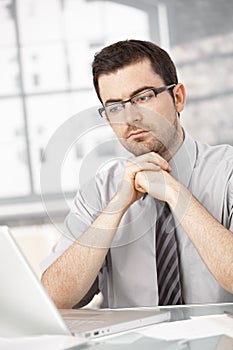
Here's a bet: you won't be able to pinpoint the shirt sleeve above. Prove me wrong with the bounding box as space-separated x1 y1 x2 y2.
40 175 104 273
40 160 124 307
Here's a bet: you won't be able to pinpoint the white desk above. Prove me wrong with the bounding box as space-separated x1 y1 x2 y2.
2 303 233 350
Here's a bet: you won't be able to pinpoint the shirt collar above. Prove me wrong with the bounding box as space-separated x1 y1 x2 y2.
169 128 197 188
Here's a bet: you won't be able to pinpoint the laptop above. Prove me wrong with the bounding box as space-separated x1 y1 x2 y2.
0 226 170 339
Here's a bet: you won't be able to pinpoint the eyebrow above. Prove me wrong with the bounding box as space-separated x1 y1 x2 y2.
104 85 155 106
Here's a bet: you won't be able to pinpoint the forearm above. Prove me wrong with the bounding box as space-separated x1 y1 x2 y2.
42 153 173 308
168 179 233 293
42 193 128 308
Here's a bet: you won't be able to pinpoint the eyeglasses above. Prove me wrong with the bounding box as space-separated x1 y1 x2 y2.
98 84 176 119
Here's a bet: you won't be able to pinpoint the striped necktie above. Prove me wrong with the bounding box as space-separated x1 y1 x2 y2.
156 201 183 305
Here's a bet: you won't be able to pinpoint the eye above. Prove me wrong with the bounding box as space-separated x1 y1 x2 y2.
133 91 154 104
107 103 123 114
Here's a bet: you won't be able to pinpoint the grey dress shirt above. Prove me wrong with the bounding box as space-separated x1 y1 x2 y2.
41 130 233 307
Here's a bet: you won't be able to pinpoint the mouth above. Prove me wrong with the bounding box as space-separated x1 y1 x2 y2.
127 130 150 140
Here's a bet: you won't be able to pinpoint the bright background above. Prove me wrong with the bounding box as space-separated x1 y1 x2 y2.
0 0 232 276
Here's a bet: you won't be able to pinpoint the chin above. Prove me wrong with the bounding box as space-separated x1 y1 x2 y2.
122 140 154 156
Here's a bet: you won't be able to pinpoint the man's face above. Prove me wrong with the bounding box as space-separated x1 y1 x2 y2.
98 59 184 160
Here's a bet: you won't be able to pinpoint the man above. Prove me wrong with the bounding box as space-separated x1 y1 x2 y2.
41 39 233 308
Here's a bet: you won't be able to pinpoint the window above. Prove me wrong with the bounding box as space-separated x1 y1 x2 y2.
0 0 150 208
1 0 232 223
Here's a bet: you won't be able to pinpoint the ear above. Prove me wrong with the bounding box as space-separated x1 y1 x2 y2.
173 83 186 113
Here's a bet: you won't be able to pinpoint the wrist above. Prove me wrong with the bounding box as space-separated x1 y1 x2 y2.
165 175 181 208
106 192 131 216
166 176 192 221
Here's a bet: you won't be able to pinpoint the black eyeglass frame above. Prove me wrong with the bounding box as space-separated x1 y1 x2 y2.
98 84 176 118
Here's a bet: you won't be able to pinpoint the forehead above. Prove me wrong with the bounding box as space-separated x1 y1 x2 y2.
98 59 164 103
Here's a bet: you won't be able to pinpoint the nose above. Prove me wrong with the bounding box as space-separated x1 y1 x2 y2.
123 103 143 125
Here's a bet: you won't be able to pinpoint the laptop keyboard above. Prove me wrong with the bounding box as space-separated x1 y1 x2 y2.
65 318 104 332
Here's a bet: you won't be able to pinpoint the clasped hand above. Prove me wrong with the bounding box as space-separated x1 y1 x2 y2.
117 152 174 207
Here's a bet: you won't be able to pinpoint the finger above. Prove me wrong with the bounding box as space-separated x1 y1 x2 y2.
128 152 171 172
135 171 149 193
148 152 172 172
124 162 161 181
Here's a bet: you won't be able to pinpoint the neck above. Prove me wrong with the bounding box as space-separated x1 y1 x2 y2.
162 125 184 162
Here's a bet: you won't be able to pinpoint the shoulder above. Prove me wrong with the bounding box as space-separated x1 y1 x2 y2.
194 141 233 181
95 158 126 183
196 140 233 165
79 158 126 203
191 140 233 227
191 139 233 194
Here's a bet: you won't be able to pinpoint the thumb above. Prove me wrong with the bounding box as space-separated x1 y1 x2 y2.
135 171 149 193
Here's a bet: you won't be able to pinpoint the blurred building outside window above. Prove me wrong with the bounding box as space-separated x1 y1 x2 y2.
0 0 232 224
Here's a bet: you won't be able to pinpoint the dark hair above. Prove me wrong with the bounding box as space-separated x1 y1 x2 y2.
92 39 178 103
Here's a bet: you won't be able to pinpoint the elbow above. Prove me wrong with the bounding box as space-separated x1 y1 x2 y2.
41 270 78 309
41 270 64 308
